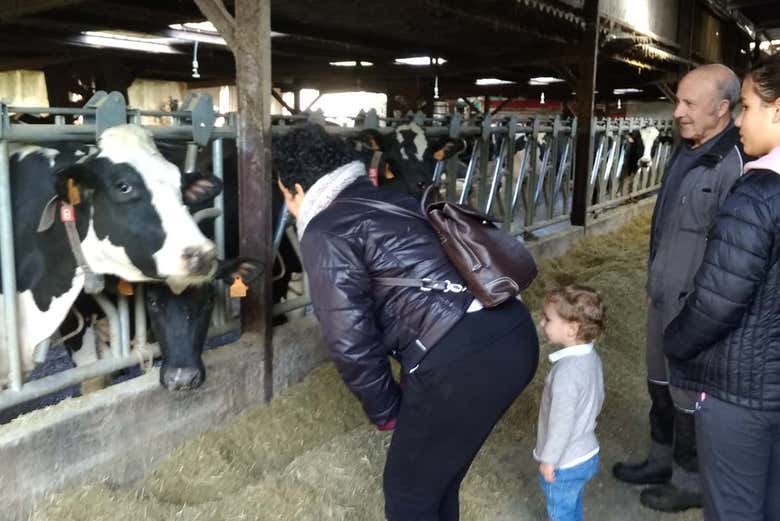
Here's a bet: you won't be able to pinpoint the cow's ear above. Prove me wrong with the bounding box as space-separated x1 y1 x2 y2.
182 171 223 207
55 163 96 202
432 138 465 161
215 257 263 285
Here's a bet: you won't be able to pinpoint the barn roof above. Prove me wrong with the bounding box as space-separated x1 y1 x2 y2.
0 0 773 103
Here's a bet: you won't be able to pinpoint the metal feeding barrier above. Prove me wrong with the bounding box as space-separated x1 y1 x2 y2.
268 108 674 318
0 91 241 410
0 91 674 412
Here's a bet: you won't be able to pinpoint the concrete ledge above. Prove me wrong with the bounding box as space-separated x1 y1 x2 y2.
0 318 328 521
0 198 652 521
527 196 655 261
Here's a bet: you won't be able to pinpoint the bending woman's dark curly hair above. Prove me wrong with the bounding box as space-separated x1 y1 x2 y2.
273 123 359 192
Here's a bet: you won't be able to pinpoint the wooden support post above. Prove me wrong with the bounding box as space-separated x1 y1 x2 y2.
195 0 274 402
571 0 599 227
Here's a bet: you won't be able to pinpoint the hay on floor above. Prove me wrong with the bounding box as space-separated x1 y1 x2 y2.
31 211 701 521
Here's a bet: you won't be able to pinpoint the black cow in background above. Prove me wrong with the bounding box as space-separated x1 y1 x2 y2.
156 139 301 324
353 121 465 199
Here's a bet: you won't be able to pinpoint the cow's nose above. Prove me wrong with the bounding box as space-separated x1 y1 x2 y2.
638 157 652 167
183 247 217 275
161 365 204 391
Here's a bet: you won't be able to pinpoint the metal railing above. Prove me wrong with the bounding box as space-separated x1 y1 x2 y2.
0 91 241 411
268 110 675 318
0 91 674 412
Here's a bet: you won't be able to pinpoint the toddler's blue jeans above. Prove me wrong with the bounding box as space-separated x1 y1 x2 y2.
538 454 599 521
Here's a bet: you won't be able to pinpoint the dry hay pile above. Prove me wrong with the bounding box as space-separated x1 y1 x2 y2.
32 210 701 521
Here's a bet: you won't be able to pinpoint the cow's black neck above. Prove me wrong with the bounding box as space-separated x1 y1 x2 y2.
0 150 85 311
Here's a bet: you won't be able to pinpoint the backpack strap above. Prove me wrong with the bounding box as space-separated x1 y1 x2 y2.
335 197 466 294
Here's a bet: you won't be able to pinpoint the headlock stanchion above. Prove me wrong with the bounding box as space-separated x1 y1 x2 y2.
0 90 674 412
0 92 240 411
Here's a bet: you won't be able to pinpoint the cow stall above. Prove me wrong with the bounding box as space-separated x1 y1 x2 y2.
0 95 675 413
267 110 674 317
0 90 243 413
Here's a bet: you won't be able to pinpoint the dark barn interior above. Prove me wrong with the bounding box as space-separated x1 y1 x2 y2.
0 0 777 113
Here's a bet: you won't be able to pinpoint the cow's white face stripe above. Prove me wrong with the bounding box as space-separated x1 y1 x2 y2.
395 123 428 161
96 125 215 280
639 127 660 164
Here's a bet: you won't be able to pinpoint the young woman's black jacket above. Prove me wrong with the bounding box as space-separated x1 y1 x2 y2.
664 168 780 411
300 178 472 425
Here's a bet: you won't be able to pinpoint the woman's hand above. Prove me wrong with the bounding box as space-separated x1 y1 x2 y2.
376 417 397 431
539 462 556 483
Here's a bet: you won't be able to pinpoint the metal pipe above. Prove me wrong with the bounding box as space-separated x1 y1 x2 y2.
211 137 229 328
184 142 199 173
485 136 508 213
117 294 130 358
273 204 290 254
211 138 226 258
272 295 311 316
510 144 530 212
91 294 120 358
553 139 572 197
534 143 552 204
458 140 480 205
0 343 162 411
134 285 146 350
431 160 445 185
0 138 22 391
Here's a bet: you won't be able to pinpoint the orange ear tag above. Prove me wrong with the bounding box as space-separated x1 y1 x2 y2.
67 179 81 205
433 149 445 161
117 279 134 296
230 275 248 298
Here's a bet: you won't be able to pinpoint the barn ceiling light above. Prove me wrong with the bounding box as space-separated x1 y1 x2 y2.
168 28 227 46
79 31 180 54
613 88 643 95
329 61 374 67
170 22 285 39
528 77 565 86
394 56 447 66
476 78 515 86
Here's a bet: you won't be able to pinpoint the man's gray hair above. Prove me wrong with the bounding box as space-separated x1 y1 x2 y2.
719 71 741 112
706 64 741 112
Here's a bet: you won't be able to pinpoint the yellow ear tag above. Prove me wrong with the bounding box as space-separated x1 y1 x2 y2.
117 279 134 296
230 275 248 298
67 179 81 205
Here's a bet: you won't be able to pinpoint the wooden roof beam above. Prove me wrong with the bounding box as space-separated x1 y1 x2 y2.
0 0 87 21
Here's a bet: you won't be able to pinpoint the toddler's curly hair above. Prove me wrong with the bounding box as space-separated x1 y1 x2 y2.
544 285 606 342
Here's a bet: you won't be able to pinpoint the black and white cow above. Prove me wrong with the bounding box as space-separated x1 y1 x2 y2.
619 126 662 195
354 121 464 198
0 124 218 388
145 257 261 390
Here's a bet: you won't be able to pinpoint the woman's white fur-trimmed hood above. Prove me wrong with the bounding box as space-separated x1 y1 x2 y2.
296 160 366 239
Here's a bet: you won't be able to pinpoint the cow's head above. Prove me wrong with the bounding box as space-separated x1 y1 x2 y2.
57 125 218 290
635 126 660 168
145 257 262 391
355 122 463 198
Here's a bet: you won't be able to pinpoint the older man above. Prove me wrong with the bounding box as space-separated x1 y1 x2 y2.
612 64 745 512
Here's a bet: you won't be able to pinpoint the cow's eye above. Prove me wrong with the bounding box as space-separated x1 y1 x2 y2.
116 181 132 194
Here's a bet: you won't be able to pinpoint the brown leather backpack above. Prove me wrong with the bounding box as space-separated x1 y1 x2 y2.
340 191 537 308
